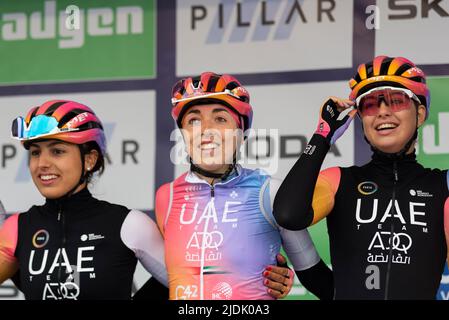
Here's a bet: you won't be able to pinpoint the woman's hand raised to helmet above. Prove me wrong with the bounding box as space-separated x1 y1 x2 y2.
314 97 357 146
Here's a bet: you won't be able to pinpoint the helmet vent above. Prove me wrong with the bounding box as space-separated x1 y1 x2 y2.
395 63 414 76
191 76 201 90
43 101 68 116
365 62 374 77
206 75 220 92
225 81 240 91
380 57 394 75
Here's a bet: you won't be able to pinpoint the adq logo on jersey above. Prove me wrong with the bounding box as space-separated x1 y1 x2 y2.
32 229 50 248
358 181 378 196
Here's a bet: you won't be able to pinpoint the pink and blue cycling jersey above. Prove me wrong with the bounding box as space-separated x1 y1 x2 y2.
156 165 320 300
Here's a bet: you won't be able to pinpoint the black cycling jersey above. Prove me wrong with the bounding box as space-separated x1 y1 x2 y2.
14 188 137 300
274 134 449 299
329 152 447 299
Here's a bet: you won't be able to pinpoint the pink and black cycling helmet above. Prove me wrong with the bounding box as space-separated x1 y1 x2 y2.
12 100 106 156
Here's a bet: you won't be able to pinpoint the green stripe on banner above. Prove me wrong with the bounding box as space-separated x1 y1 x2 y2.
418 77 449 169
0 0 156 84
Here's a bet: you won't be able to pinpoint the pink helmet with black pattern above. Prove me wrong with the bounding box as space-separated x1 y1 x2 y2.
12 100 106 155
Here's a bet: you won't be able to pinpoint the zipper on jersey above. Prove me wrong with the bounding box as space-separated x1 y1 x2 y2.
210 184 215 198
198 182 216 300
384 161 398 300
57 205 67 299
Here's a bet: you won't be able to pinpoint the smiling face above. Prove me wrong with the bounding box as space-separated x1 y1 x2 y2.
180 104 241 174
28 140 97 199
361 100 427 154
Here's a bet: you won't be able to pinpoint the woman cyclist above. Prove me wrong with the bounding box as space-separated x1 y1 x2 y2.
156 72 333 300
0 100 167 300
274 56 449 299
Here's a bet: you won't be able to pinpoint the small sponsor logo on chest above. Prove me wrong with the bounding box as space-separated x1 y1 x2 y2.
409 189 433 198
80 233 105 242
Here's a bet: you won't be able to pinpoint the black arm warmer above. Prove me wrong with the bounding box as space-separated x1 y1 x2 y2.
132 276 169 300
295 259 334 300
273 134 330 230
11 270 21 291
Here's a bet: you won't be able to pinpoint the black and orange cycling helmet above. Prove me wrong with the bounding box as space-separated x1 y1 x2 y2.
349 55 430 119
171 72 253 132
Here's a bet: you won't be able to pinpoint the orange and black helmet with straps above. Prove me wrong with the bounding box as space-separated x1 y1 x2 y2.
171 72 253 132
349 56 430 119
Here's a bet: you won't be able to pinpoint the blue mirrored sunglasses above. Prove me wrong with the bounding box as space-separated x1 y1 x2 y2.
11 115 78 141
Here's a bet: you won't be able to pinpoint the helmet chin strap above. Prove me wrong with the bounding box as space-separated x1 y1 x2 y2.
367 129 417 160
364 113 419 160
56 146 89 200
189 133 242 182
190 154 237 182
186 119 244 182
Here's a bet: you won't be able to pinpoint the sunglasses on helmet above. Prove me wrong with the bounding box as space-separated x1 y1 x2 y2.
11 115 79 141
